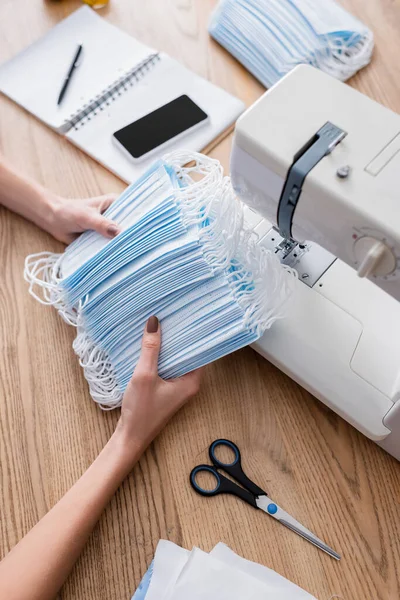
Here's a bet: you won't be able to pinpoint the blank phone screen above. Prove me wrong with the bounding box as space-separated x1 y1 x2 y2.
113 95 208 159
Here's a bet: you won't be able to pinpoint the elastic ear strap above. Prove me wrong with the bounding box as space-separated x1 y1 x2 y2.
24 252 68 309
229 226 297 336
312 31 374 81
172 159 243 272
164 154 297 337
72 330 123 409
58 307 78 327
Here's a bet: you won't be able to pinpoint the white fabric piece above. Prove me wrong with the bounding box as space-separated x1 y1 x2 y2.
210 543 317 599
168 548 286 600
132 540 318 600
144 540 190 600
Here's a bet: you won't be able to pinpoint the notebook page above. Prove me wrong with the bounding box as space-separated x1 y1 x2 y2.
66 53 245 183
0 6 153 131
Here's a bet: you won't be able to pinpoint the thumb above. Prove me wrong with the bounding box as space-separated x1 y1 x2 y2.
136 316 161 375
82 209 121 239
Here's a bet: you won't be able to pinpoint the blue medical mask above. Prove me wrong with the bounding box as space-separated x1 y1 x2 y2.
208 0 374 88
24 151 295 410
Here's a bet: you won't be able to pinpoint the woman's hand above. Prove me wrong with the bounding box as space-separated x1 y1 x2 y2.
44 193 121 244
0 317 202 600
116 316 202 459
0 156 121 243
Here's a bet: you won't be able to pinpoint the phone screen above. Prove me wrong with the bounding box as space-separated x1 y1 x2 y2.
113 95 208 159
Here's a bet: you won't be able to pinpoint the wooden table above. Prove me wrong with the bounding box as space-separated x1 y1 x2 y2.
1 1 399 598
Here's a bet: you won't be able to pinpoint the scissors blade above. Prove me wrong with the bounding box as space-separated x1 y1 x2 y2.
256 495 341 560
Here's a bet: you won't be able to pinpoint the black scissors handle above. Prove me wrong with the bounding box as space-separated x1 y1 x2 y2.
189 439 266 508
209 440 266 497
190 464 258 507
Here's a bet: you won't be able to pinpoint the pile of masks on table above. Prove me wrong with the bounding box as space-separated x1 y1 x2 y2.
132 540 317 600
209 0 374 88
24 151 295 409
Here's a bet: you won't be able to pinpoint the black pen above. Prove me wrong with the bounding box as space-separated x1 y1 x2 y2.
57 43 83 106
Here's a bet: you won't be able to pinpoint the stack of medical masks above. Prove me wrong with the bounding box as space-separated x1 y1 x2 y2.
208 0 374 88
24 152 295 410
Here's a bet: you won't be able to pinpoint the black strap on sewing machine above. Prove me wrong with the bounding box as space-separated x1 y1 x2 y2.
277 121 347 240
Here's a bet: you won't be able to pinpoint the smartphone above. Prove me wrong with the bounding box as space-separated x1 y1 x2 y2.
112 95 209 162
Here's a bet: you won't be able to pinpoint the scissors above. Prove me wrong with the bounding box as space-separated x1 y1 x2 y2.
190 439 340 560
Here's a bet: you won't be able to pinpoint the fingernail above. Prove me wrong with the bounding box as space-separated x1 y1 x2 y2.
107 224 119 238
146 316 159 333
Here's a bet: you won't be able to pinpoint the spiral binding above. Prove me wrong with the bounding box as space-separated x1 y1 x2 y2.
60 52 161 133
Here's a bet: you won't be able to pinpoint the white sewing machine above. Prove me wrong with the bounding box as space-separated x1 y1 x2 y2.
231 64 400 461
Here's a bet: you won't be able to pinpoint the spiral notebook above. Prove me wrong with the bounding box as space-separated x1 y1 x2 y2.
0 7 244 183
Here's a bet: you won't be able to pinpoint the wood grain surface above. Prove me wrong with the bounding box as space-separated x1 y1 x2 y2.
0 1 399 599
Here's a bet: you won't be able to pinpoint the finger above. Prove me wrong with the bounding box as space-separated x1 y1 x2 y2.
63 232 79 245
86 193 118 213
135 316 161 375
79 209 121 239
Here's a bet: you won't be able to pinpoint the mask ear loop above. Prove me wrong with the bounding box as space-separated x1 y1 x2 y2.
290 26 374 82
166 152 296 338
58 307 79 327
198 180 244 270
325 31 373 80
24 252 80 327
229 232 297 337
24 252 65 305
85 362 123 408
166 151 224 205
73 330 91 356
174 164 243 273
72 329 124 409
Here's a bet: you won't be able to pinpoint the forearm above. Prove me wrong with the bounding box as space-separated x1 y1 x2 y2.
0 317 200 600
0 157 58 232
0 428 142 600
0 156 119 243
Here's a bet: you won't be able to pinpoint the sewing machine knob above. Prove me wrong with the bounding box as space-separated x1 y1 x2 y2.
354 236 397 278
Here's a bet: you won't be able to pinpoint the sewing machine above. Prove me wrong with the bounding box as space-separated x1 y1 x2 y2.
231 64 400 461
